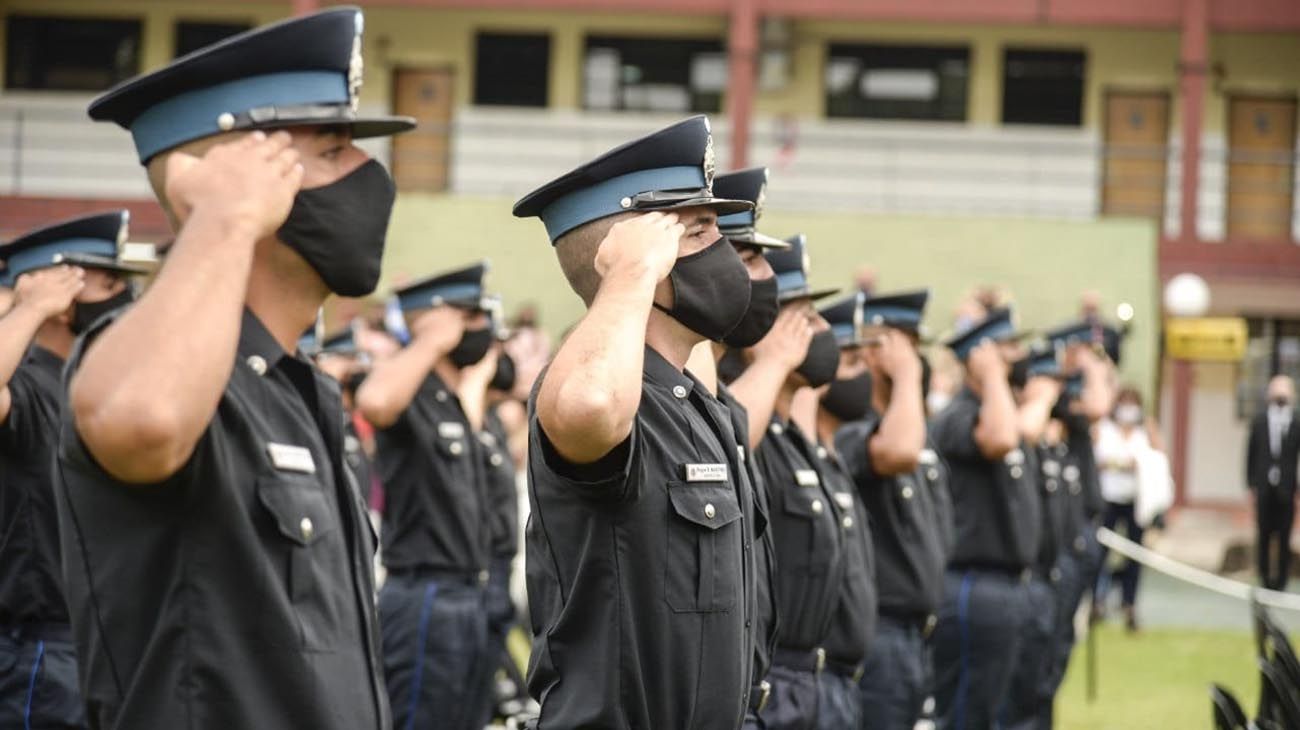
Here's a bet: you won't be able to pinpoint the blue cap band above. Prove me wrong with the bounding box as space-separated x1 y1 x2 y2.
776 269 808 295
540 165 706 242
2 237 118 285
397 282 483 313
129 70 348 162
951 318 1016 360
830 321 857 345
863 305 924 331
718 209 755 229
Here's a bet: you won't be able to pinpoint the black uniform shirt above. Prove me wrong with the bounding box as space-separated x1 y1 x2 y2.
718 384 779 686
836 414 947 618
923 438 957 561
0 346 67 626
375 372 489 575
343 418 373 504
814 439 877 668
481 407 519 564
753 417 845 653
1031 444 1067 577
929 387 1041 571
1056 432 1096 557
55 310 388 730
525 348 756 730
1063 412 1104 521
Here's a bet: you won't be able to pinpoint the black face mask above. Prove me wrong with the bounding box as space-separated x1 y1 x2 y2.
797 330 840 388
1008 358 1031 390
71 288 134 335
277 159 396 297
919 352 933 402
490 352 517 393
449 327 493 368
654 237 752 341
822 372 873 423
344 371 368 396
717 347 748 385
722 275 780 348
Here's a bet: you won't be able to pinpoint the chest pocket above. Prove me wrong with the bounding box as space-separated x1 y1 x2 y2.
256 473 340 649
665 481 743 613
781 483 838 575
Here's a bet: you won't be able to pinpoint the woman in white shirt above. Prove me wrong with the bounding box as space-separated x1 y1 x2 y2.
1092 386 1166 632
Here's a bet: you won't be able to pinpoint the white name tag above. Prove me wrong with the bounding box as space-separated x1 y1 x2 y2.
834 492 854 510
438 422 465 439
267 443 316 474
919 449 938 465
685 463 728 482
795 469 820 487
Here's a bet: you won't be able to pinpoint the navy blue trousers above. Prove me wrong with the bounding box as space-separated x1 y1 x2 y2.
0 631 86 729
759 662 820 730
1096 502 1144 608
998 578 1058 730
380 575 490 730
472 560 517 728
817 670 862 730
858 616 929 730
932 569 1031 730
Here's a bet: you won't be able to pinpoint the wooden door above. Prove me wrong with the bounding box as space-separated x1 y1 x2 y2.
391 67 454 192
1226 96 1297 240
1101 91 1170 218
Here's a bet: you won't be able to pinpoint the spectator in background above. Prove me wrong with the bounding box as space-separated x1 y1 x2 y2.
1079 290 1102 324
854 264 876 297
1092 386 1167 632
1246 375 1300 591
504 302 551 401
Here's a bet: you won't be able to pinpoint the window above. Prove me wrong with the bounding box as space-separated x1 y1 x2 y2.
825 43 970 121
1002 48 1086 126
5 15 141 91
474 32 550 107
583 36 724 113
1236 318 1300 421
175 21 251 58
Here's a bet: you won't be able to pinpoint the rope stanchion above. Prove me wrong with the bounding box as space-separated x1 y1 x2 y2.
1095 526 1300 612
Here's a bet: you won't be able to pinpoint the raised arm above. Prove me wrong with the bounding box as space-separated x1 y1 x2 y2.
0 266 84 425
456 345 499 432
1017 375 1064 444
729 307 812 449
536 213 681 465
968 341 1019 460
1072 344 1116 422
357 306 467 429
868 331 926 475
69 132 303 484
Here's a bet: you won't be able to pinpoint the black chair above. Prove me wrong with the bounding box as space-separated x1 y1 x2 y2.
1258 657 1300 729
1210 683 1250 729
1264 621 1300 699
1252 595 1270 661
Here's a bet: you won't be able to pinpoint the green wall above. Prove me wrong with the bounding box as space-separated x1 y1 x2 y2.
383 195 1160 396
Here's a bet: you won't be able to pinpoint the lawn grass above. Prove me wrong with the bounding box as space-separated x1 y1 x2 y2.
1054 625 1260 729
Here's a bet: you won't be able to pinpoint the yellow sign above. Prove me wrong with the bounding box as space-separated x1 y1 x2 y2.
1165 317 1248 361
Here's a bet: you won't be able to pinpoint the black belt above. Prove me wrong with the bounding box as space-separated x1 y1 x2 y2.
773 646 826 674
1 622 72 643
386 566 489 587
952 564 1033 584
825 657 864 681
879 611 938 640
748 680 771 713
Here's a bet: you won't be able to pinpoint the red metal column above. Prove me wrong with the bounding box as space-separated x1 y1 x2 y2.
1171 358 1193 505
1177 0 1208 244
725 0 758 170
292 0 321 16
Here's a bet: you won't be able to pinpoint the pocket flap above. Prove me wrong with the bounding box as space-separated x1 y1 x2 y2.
783 490 827 520
667 482 742 530
257 475 336 546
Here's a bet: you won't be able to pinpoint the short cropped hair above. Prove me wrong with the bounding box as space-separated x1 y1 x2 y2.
554 212 635 306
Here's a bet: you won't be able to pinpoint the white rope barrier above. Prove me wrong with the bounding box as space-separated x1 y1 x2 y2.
1096 526 1300 613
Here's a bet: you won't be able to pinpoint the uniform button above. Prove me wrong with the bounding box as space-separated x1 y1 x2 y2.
1045 479 1058 493
901 486 914 500
770 423 784 436
745 620 752 628
1069 482 1081 495
246 355 267 376
1074 536 1086 552
811 499 823 514
449 441 463 456
490 453 503 467
672 385 688 399
927 468 940 482
744 541 752 551
479 570 490 586
216 111 236 130
299 517 314 541
705 503 717 519
1010 466 1023 479
842 515 854 529
435 390 448 402
816 446 827 459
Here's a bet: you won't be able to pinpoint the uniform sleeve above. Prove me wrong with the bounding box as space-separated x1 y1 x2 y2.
528 404 642 503
0 367 57 454
833 414 882 486
929 395 981 462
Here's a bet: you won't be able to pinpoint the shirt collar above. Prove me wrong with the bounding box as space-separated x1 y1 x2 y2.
237 308 292 371
26 344 65 370
642 345 695 395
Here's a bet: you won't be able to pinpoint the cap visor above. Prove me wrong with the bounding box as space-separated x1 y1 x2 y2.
728 230 791 249
779 286 841 304
655 196 753 217
246 115 417 139
55 253 155 275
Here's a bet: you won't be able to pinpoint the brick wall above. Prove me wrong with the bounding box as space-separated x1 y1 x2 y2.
0 196 170 242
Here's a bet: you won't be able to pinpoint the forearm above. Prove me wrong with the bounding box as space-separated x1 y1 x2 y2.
71 210 256 481
357 336 447 428
729 359 790 450
1078 363 1114 421
974 375 1019 458
1017 396 1056 443
870 379 925 475
536 270 656 463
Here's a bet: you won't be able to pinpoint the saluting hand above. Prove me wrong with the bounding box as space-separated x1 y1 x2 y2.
872 329 921 382
967 340 1008 383
13 265 85 318
1024 374 1063 404
410 304 469 355
594 212 683 285
750 307 813 371
164 130 304 242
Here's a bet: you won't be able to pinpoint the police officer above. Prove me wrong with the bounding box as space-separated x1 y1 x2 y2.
305 325 376 503
1000 347 1072 730
929 307 1052 730
354 262 498 730
810 293 879 730
731 235 845 730
710 166 791 729
825 289 950 730
0 211 150 729
55 8 409 728
512 115 760 728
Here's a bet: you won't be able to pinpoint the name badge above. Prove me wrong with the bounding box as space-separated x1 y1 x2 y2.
684 463 728 482
267 443 316 474
834 492 854 510
919 449 938 465
438 422 465 439
795 469 820 487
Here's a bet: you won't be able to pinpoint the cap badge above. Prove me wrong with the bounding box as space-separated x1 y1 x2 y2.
702 134 716 191
754 183 767 219
347 14 365 112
